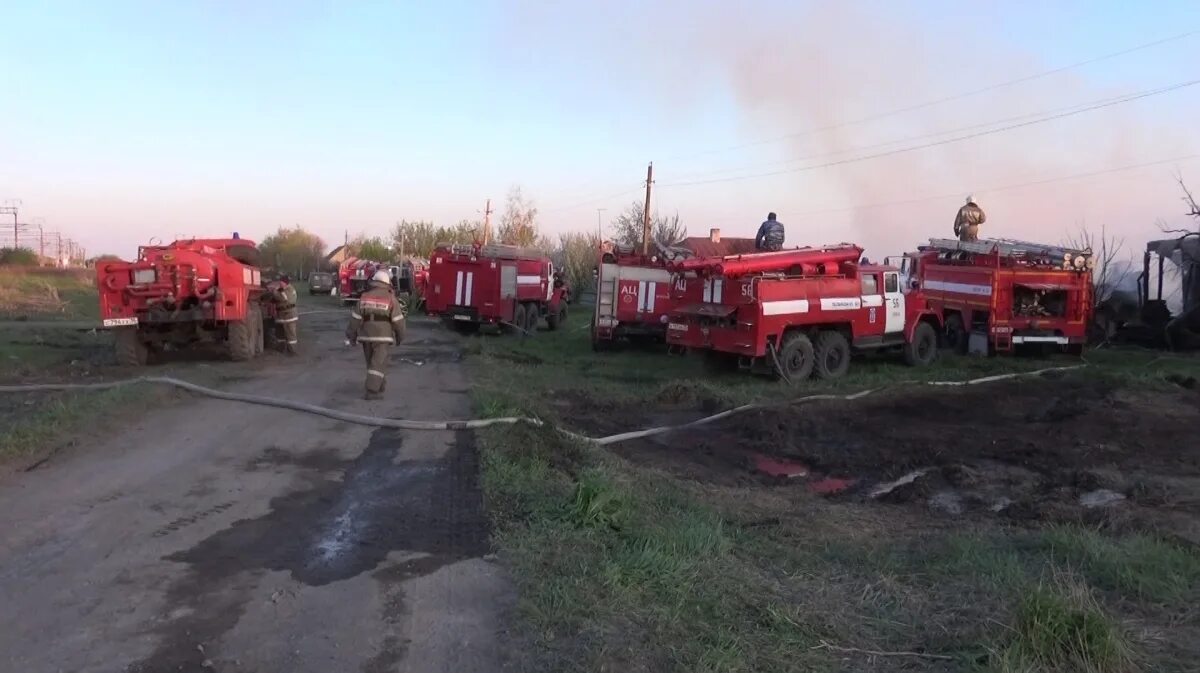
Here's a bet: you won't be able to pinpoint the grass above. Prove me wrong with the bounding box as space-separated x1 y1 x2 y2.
990 573 1135 673
467 313 1199 672
0 267 98 320
0 385 153 460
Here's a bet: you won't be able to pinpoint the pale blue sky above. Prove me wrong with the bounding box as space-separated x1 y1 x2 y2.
2 1 1198 257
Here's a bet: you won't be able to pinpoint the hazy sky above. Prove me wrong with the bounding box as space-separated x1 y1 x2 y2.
2 0 1199 259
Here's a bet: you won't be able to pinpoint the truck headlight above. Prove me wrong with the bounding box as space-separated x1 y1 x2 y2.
1073 255 1086 269
133 269 156 284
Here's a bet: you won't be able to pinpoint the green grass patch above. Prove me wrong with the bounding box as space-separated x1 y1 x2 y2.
992 573 1135 673
0 385 151 460
1034 526 1200 605
0 267 98 320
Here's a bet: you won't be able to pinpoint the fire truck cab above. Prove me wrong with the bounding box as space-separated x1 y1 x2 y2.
886 237 1095 355
666 244 942 383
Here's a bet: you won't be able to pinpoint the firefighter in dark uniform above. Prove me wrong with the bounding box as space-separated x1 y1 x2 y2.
271 275 299 355
755 212 785 251
346 270 406 400
954 195 986 242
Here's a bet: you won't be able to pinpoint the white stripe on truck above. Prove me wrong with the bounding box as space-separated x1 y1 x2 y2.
761 299 810 315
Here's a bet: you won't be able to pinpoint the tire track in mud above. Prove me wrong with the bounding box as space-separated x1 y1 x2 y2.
127 429 489 673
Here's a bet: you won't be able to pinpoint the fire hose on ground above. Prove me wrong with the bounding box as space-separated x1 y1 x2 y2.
0 365 1085 447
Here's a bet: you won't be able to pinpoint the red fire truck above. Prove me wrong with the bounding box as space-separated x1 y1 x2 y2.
666 244 942 382
425 242 569 334
96 237 268 365
591 242 674 350
886 238 1094 354
591 232 757 350
338 257 381 305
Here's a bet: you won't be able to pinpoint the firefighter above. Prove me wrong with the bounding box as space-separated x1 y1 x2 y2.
271 274 299 355
755 212 785 251
954 195 986 242
346 269 407 400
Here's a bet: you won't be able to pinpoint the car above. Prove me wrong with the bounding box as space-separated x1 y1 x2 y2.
308 271 335 295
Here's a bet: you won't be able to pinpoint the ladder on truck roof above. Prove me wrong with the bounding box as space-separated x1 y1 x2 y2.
438 242 545 261
926 238 1092 263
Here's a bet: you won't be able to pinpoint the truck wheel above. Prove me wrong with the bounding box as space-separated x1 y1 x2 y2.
814 330 851 379
775 332 815 383
943 314 968 354
511 304 527 336
524 303 540 335
905 321 938 367
228 319 254 361
547 304 567 330
114 328 149 366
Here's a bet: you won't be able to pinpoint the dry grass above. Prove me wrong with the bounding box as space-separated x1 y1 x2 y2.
0 267 97 319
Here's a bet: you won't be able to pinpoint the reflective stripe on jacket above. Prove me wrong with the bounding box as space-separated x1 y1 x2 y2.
347 284 406 344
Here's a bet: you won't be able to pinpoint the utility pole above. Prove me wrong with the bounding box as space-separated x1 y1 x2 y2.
641 162 654 255
596 208 606 240
482 198 493 244
0 203 18 249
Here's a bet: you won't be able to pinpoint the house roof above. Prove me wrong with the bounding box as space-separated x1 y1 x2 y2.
678 236 758 258
324 244 350 261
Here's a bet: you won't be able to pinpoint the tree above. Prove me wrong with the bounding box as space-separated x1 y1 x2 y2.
1066 224 1130 303
497 186 539 247
448 219 483 244
0 247 41 266
390 220 441 259
350 235 393 262
258 226 326 277
609 200 687 249
553 232 601 294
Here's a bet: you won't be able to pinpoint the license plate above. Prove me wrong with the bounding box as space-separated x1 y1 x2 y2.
102 317 138 327
453 314 471 321
668 322 688 331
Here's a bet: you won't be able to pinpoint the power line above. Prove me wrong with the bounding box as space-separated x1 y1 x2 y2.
541 186 643 214
667 28 1199 161
658 77 1200 188
672 153 1200 223
668 87 1151 182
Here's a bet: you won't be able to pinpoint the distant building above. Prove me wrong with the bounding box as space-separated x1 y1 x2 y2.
324 245 352 269
677 228 758 258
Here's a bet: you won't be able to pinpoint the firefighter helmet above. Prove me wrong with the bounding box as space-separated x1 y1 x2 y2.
372 270 392 284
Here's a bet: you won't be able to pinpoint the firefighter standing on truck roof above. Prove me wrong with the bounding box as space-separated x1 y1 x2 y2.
954 195 986 242
346 270 406 400
271 275 299 355
755 212 785 251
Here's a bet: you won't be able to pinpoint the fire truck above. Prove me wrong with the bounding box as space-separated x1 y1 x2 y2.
338 257 381 305
591 232 757 350
96 238 268 365
885 238 1094 354
666 244 942 382
425 242 568 334
591 242 674 350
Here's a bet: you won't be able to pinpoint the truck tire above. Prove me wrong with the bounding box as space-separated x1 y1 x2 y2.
943 313 968 354
511 304 527 336
905 321 938 367
814 330 851 379
547 303 567 330
524 303 540 335
114 328 149 366
774 331 815 383
228 319 254 361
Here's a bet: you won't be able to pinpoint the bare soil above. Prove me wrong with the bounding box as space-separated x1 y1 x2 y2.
567 374 1200 544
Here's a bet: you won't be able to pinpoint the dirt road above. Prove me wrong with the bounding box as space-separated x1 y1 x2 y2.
0 310 510 673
